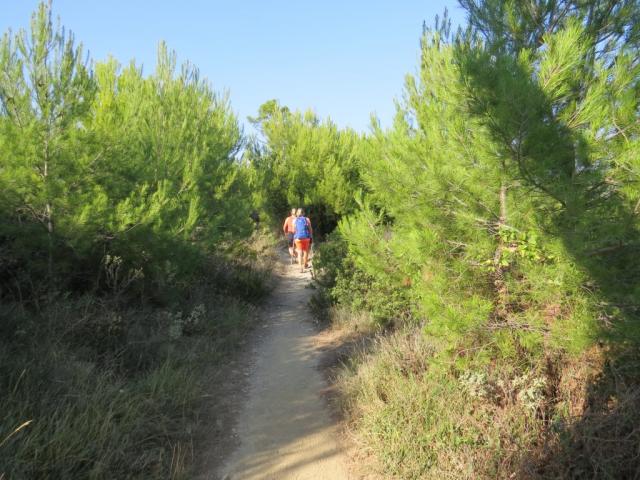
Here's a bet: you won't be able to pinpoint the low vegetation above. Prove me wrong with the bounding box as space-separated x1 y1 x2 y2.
0 232 276 479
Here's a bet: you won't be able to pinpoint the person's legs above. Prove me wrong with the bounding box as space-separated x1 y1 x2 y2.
296 239 310 272
287 234 296 263
298 242 305 272
294 239 301 270
296 238 309 272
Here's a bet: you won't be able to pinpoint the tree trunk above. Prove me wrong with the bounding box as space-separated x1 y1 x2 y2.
493 182 508 320
493 182 507 265
46 200 53 281
43 141 53 284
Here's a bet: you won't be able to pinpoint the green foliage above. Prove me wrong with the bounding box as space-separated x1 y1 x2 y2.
0 3 250 299
312 1 640 478
330 33 508 348
310 230 349 291
2 1 640 478
0 4 273 479
245 99 363 235
320 0 640 353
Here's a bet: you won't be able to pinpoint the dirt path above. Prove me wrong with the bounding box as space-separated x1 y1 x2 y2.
203 251 352 480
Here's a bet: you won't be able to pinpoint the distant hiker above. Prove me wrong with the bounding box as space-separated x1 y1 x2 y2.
293 208 313 273
283 208 297 262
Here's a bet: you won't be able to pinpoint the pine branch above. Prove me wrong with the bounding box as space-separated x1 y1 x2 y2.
585 241 640 257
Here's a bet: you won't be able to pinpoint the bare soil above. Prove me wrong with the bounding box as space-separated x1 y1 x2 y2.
194 250 353 480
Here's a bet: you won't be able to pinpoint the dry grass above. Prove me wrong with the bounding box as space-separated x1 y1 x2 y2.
0 234 276 479
326 307 640 479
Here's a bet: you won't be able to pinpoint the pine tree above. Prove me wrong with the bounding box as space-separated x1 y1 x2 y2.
246 99 363 234
457 0 640 343
0 1 94 284
0 2 248 296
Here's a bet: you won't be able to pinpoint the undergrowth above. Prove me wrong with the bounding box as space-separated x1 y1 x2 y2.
313 234 640 479
0 231 277 479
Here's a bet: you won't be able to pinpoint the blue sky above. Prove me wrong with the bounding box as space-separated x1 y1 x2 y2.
1 1 466 133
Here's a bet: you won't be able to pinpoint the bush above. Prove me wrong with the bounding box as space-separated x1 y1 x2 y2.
0 249 268 478
312 232 415 329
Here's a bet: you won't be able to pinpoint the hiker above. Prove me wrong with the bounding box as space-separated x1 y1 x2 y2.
282 208 297 262
293 208 313 273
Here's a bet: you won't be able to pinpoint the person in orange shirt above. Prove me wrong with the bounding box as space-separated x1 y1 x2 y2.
282 208 297 262
293 208 313 273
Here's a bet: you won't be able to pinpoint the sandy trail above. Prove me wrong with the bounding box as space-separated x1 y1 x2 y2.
215 252 351 480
